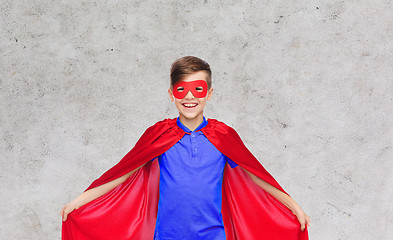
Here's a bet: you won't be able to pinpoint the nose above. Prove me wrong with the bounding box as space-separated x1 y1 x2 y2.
185 90 195 99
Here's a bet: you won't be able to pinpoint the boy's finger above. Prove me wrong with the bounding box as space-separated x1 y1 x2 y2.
62 207 71 221
60 206 66 216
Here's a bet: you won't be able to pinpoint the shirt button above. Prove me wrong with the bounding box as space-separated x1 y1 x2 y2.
191 134 195 137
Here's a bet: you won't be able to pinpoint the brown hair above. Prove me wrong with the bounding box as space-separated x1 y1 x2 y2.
170 56 212 89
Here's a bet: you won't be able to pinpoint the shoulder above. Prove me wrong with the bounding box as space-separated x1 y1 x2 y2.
203 118 245 146
151 118 177 127
205 118 237 135
142 117 178 134
206 118 231 128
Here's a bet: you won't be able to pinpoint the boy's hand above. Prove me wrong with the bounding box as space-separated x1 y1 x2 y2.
293 207 310 231
60 201 80 222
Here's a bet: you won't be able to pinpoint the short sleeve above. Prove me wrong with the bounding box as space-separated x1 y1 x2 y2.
225 155 238 168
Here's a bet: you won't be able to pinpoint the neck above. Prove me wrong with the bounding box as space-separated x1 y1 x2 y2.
179 114 204 131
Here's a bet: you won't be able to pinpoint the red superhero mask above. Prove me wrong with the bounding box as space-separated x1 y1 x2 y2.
172 80 208 99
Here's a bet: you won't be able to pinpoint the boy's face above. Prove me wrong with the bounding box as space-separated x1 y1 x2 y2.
168 71 213 121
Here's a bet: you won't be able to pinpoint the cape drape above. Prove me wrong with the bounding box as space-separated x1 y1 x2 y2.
62 118 309 240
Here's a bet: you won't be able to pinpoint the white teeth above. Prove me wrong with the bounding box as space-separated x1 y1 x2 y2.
184 103 197 107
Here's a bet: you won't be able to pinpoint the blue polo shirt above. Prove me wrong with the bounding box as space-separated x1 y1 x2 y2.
153 116 238 240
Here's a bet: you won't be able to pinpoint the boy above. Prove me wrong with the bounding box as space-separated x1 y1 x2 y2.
61 56 310 240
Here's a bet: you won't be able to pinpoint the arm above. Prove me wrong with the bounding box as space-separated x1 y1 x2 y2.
241 166 310 231
60 163 146 221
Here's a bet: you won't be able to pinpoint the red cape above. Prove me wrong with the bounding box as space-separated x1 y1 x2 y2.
62 118 309 240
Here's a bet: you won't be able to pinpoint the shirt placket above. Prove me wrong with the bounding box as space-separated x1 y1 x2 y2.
190 131 199 165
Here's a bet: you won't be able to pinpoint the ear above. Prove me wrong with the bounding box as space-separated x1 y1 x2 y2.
206 87 213 101
168 88 175 102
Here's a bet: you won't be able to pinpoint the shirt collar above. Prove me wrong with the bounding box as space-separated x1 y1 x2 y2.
176 116 208 133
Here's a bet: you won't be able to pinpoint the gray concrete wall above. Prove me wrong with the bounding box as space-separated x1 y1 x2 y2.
1 0 392 239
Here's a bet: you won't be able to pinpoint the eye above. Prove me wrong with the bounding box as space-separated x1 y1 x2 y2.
196 86 203 92
177 87 184 92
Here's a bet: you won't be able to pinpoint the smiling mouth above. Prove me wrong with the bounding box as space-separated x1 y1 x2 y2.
182 103 198 108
